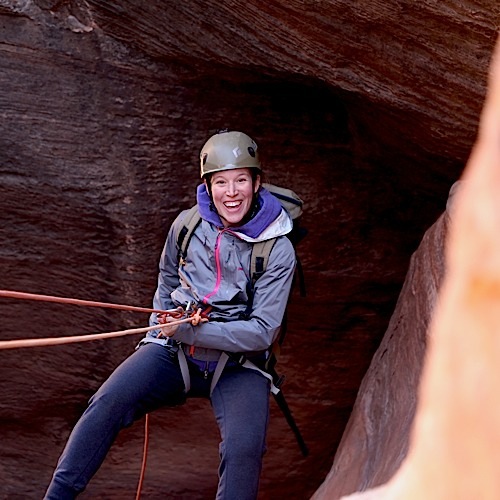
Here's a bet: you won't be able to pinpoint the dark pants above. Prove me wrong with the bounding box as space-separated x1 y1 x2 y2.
44 343 270 500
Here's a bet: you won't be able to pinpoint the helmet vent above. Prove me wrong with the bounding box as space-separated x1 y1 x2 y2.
248 146 256 157
202 153 208 165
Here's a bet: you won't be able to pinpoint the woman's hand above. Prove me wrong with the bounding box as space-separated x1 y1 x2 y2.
156 313 180 338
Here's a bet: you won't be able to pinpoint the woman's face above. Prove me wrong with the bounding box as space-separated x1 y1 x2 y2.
208 167 261 227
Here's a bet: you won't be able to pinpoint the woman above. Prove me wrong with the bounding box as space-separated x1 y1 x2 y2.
45 130 296 499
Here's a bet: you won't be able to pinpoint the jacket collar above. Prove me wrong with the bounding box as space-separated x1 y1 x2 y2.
196 183 291 241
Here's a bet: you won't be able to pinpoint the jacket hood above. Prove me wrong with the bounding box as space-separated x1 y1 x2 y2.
196 183 292 241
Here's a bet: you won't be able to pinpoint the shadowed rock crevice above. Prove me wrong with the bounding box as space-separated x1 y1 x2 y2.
313 210 448 498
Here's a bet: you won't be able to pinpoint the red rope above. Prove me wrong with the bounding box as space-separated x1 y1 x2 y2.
136 414 150 500
0 317 195 350
0 289 179 315
0 289 206 496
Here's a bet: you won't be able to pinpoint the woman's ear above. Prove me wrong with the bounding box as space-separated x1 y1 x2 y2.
254 174 261 193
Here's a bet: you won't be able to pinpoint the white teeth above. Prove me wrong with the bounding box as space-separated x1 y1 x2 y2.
225 201 241 208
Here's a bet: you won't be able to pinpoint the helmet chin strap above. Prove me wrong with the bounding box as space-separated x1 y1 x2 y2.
203 177 212 198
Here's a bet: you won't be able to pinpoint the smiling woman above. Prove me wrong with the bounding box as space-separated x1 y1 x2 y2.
44 130 297 500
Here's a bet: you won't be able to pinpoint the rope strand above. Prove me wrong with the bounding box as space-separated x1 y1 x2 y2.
0 290 207 498
0 289 179 315
136 414 150 500
0 317 194 350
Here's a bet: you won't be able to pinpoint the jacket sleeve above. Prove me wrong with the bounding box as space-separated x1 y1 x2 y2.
171 236 296 353
148 212 187 327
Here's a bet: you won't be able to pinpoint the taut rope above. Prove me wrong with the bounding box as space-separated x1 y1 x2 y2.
0 289 178 315
0 317 194 350
0 289 206 498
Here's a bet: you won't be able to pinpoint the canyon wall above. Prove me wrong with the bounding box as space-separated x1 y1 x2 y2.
0 1 496 498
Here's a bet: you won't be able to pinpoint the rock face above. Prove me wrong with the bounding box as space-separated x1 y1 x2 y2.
317 34 500 500
312 209 448 498
313 181 462 499
0 1 497 498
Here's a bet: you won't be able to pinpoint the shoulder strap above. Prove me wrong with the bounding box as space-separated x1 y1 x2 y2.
177 205 278 283
250 238 277 285
176 205 202 264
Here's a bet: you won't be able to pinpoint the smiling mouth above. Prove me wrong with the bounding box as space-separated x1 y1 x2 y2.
224 201 242 209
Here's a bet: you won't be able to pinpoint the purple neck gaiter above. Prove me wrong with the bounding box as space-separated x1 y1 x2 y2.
196 183 282 239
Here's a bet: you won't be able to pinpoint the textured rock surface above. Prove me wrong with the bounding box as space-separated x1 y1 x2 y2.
318 33 500 500
0 1 497 498
312 207 448 499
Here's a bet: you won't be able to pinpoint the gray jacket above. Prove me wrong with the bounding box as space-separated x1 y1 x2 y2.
142 208 296 361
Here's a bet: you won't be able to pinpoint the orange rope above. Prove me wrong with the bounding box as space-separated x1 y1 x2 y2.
136 414 150 500
0 290 207 497
0 317 195 350
0 289 179 315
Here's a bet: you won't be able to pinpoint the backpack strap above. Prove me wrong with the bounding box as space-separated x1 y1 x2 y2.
176 205 278 286
176 205 202 265
250 238 278 285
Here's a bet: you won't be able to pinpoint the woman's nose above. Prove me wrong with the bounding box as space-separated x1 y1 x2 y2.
226 181 237 196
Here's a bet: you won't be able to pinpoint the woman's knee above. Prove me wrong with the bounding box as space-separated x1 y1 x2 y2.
220 431 267 463
84 387 137 429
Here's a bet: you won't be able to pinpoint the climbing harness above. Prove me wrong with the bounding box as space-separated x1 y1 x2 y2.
175 182 309 457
